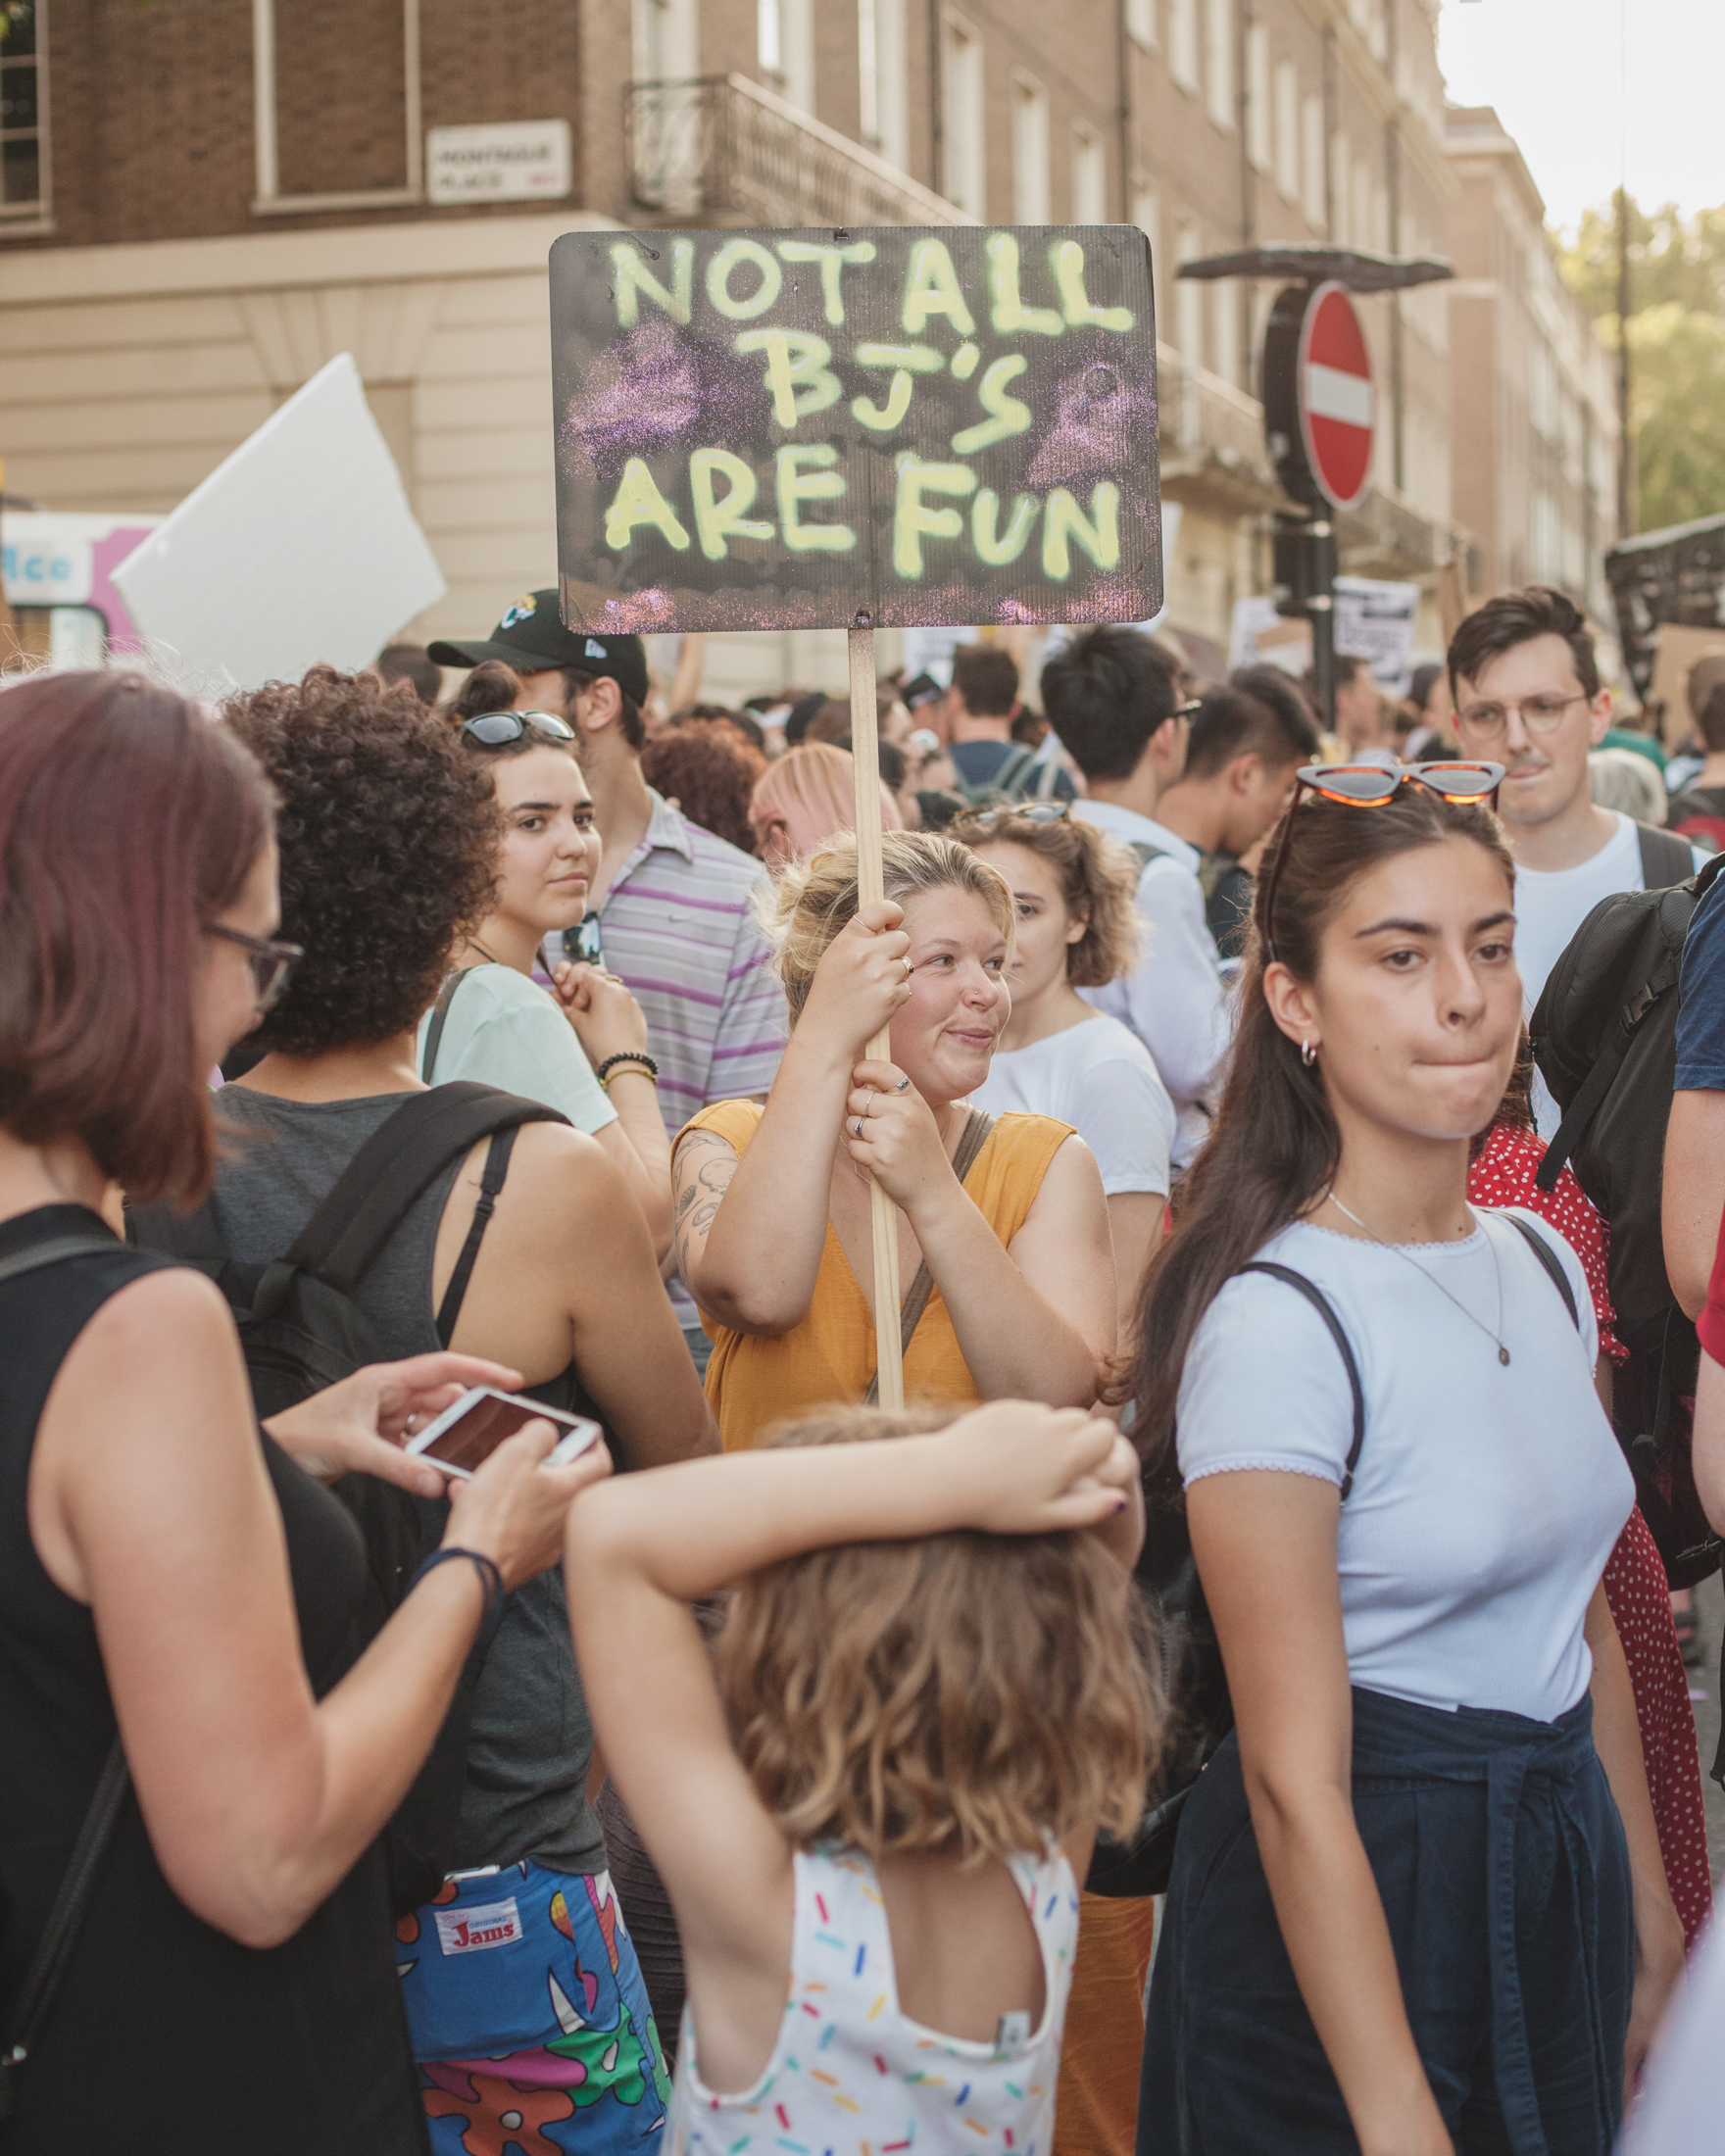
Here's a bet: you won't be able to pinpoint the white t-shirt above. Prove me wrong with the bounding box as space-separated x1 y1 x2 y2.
1513 811 1706 1134
1176 1210 1632 1722
1072 801 1231 1169
973 1013 1175 1197
415 963 616 1134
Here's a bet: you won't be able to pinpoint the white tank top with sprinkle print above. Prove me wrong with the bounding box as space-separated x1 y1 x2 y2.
664 1841 1079 2155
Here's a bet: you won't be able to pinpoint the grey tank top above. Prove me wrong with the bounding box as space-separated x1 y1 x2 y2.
210 1086 606 1880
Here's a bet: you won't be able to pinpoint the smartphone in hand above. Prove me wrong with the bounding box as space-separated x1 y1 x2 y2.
405 1388 603 1480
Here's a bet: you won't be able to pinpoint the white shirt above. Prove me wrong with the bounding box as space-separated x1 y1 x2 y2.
1176 1210 1632 1722
414 963 616 1133
1072 801 1231 1169
974 1012 1175 1196
1514 811 1706 1135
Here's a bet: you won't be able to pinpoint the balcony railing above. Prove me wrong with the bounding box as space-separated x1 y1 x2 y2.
626 74 975 230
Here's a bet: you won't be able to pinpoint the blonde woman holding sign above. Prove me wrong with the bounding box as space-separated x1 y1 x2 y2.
671 830 1115 1449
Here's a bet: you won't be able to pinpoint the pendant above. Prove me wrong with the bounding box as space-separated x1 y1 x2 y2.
1499 1346 1511 1366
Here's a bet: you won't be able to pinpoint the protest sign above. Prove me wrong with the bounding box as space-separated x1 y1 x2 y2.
113 354 445 693
549 224 1160 637
1230 574 1418 694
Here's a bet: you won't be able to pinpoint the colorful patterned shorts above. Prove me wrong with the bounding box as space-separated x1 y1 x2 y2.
397 1858 670 2153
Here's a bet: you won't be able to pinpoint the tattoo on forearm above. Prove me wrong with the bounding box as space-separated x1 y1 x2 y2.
671 1137 738 1276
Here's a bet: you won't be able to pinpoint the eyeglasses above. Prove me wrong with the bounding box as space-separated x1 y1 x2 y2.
1454 692 1590 743
461 710 576 747
203 923 303 1012
960 801 1071 833
1259 760 1505 965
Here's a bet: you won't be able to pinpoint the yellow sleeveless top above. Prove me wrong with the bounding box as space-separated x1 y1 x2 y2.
680 1100 1074 1451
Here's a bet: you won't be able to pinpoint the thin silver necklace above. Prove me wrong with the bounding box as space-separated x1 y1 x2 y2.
1323 1191 1512 1366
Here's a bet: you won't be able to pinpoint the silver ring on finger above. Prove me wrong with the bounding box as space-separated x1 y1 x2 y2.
895 1075 911 1092
854 1117 866 1140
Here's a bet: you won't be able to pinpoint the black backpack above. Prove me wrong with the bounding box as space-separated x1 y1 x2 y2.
1087 1216 1579 1900
1531 849 1725 1587
128 1081 568 1911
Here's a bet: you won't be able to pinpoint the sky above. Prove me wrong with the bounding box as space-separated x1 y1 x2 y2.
1437 0 1725 235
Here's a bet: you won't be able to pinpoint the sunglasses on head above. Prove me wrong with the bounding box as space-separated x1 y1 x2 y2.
1259 760 1505 965
461 710 576 747
961 801 1071 833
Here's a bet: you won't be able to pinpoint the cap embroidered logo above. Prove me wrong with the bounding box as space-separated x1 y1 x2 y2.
433 1896 524 1955
499 596 537 630
584 637 608 660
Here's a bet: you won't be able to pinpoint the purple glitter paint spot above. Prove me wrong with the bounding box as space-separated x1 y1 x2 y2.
1022 359 1156 488
560 318 702 475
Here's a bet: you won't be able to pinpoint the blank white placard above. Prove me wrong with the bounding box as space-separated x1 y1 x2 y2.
113 354 445 694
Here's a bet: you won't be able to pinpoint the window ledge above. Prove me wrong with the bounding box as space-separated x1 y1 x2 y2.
252 187 424 217
0 214 56 239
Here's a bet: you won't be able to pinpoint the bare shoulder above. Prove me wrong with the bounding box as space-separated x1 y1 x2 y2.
68 1260 238 1366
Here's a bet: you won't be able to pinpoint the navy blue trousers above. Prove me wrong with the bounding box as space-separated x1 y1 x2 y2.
1139 1687 1633 2154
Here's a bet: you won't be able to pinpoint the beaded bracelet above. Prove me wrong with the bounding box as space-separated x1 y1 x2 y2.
595 1050 660 1089
409 1545 507 1654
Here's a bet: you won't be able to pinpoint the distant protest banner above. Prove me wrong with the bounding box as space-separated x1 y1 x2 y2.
549 224 1161 635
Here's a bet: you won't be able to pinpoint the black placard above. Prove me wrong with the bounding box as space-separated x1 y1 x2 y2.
549 224 1161 635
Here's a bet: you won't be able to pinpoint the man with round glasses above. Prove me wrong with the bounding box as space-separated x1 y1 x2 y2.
1446 586 1700 1133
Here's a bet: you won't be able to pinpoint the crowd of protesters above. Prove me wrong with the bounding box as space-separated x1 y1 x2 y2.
4 576 1725 2156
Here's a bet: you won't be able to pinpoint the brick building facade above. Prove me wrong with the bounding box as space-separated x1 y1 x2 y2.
0 0 1610 695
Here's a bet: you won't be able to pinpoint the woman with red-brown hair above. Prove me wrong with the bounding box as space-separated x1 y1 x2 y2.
0 673 602 2156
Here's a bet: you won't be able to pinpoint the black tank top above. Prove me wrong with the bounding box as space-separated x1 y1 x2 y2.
0 1205 426 2156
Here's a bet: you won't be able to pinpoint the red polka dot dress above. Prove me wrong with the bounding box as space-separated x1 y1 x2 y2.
1469 1123 1713 1947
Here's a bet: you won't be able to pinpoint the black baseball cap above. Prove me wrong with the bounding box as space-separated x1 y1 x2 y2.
428 589 649 708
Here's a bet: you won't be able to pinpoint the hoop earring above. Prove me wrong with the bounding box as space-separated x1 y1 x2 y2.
1301 1037 1317 1067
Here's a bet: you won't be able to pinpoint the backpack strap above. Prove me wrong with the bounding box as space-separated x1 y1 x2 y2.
0 1234 131 1289
285 1083 568 1296
992 743 1040 799
1031 749 1063 801
1237 1261 1366 1499
1499 1212 1581 1331
434 1125 520 1347
1127 839 1167 875
1637 822 1695 891
862 1109 995 1408
420 964 484 1084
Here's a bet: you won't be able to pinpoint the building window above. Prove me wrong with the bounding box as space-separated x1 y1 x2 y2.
1169 0 1199 93
1273 61 1298 201
1175 220 1205 374
942 15 985 220
1132 179 1161 331
0 0 46 222
636 0 699 79
1352 158 1372 255
253 0 422 213
859 0 909 170
1071 121 1106 221
1127 0 1158 49
1211 279 1240 387
1301 92 1324 229
1205 0 1234 131
1245 23 1270 172
1329 130 1350 244
1011 74 1050 222
760 0 813 113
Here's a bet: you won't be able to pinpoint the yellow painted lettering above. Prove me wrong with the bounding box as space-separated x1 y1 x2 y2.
952 355 1032 456
985 231 1063 337
690 449 774 561
775 445 856 554
706 238 782 320
611 238 693 327
854 343 946 372
901 239 976 337
776 239 877 324
852 371 914 431
892 455 976 579
735 330 842 429
603 459 690 553
1052 240 1134 332
1042 482 1121 580
971 488 1039 565
950 341 981 380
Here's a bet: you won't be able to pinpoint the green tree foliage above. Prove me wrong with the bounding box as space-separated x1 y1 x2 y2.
1559 196 1725 532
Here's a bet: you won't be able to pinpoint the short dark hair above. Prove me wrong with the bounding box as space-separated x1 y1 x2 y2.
1188 679 1319 781
1040 625 1181 784
804 698 855 746
951 644 1019 717
374 642 442 708
226 667 500 1057
1700 680 1725 755
562 666 646 750
1448 584 1600 702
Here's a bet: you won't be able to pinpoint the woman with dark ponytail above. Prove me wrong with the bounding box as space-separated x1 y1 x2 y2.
1134 766 1682 2155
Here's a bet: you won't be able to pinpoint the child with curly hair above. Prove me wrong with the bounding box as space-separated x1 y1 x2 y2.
566 1398 1158 2153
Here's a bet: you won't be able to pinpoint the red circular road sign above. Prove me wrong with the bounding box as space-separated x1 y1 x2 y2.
1296 282 1375 512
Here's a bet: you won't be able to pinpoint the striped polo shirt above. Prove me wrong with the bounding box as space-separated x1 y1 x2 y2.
541 790 785 1323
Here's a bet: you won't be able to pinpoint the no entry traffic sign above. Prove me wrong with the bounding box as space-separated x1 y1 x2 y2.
1262 278 1376 513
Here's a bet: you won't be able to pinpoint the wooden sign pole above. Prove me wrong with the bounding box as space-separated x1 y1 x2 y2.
848 615 905 1411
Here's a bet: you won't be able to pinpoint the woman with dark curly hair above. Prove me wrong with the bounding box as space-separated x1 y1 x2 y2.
209 667 717 2153
0 672 599 2156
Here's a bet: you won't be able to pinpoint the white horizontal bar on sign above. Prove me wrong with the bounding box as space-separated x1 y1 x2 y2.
1304 362 1374 429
